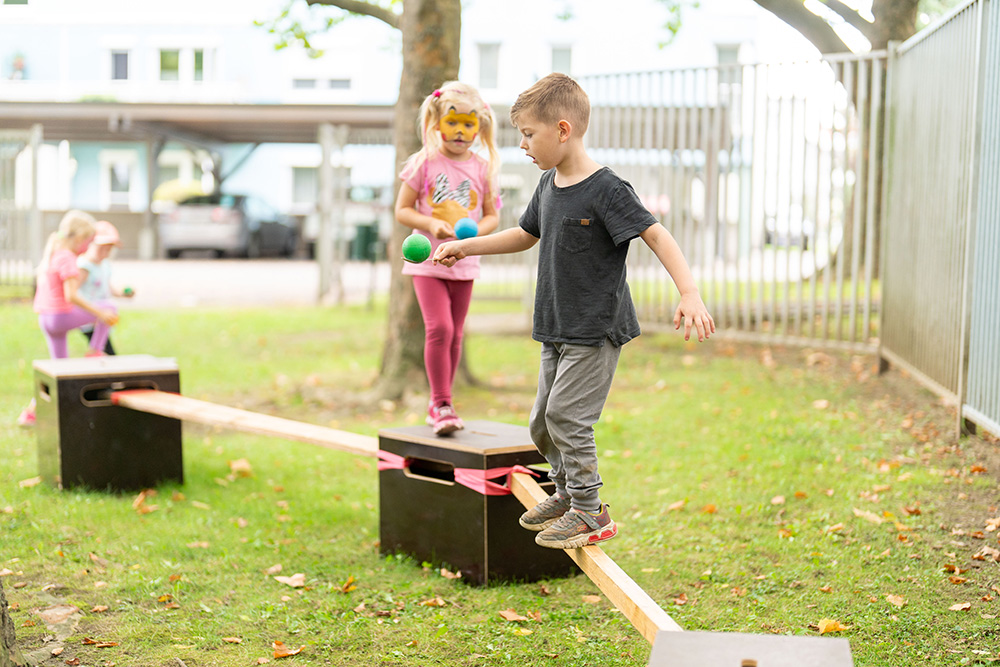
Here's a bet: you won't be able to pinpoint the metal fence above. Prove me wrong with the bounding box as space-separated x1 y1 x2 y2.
962 0 1000 436
0 127 39 288
880 0 999 435
486 55 886 350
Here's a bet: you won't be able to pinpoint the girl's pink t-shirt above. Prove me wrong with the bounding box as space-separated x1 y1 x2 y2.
34 248 79 313
400 152 501 281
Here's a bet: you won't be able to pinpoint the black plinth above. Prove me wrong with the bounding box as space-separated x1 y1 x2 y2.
378 420 578 586
647 631 854 666
33 355 183 492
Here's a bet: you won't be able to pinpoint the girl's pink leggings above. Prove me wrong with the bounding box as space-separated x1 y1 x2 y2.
412 276 474 408
38 303 116 359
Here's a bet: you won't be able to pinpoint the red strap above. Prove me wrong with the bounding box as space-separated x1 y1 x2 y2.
376 451 537 495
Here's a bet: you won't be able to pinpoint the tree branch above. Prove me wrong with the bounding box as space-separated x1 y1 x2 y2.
305 0 401 30
823 0 875 39
752 0 849 54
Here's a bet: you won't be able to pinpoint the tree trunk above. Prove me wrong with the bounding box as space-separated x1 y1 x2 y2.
374 0 462 400
0 580 28 667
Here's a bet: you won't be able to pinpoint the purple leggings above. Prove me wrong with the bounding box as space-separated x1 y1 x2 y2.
38 303 116 359
412 276 474 407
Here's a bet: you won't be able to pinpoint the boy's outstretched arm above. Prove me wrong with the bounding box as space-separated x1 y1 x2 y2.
639 222 716 342
434 227 538 267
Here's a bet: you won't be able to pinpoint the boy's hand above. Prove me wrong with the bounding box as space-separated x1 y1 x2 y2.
673 292 715 342
433 241 466 268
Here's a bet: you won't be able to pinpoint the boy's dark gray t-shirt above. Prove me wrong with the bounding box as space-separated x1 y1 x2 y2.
519 167 657 347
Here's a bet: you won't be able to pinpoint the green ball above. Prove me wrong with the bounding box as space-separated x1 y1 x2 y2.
402 234 432 263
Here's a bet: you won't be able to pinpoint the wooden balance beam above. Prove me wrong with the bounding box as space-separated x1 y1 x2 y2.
111 389 377 459
509 472 682 643
111 389 680 644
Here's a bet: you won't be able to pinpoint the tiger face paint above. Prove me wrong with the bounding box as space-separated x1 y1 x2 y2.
439 106 480 143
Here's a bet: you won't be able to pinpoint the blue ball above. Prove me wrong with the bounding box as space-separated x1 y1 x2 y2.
454 217 478 240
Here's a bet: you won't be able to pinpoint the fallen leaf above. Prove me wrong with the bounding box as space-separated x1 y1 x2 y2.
949 576 968 585
667 500 686 511
581 595 602 604
949 602 972 612
406 640 418 646
794 491 808 499
65 658 81 665
186 541 210 549
222 637 242 644
338 575 358 594
817 618 850 634
439 568 462 580
812 399 830 410
419 597 446 607
90 605 109 613
701 504 717 514
673 593 689 606
853 507 884 524
169 574 182 582
272 641 304 658
264 564 282 576
0 569 13 577
819 586 832 593
256 659 270 665
229 458 253 477
51 647 64 656
499 609 528 622
778 528 793 539
771 495 786 505
274 573 306 588
18 476 41 488
82 638 118 647
886 594 906 608
513 628 533 636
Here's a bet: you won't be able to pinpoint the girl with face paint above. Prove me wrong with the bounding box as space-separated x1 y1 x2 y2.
394 81 502 435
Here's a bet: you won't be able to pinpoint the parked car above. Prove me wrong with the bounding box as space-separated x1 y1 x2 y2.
158 193 299 259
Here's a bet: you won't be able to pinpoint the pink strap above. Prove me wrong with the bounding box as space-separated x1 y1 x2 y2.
376 451 537 495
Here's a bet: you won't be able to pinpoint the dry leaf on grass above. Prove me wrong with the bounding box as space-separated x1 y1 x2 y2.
949 602 972 612
499 609 528 622
816 618 850 634
581 595 602 604
673 593 689 606
228 458 253 477
264 564 282 575
222 637 242 644
19 476 41 488
439 568 462 579
339 576 357 593
667 500 686 512
90 605 109 613
853 508 884 524
82 637 118 648
419 597 446 608
886 594 906 608
274 573 306 588
272 641 304 658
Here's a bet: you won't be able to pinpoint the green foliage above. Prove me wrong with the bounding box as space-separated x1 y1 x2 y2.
254 0 402 58
1 301 997 666
655 0 700 48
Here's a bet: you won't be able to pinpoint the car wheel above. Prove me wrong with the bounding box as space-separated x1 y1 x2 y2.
167 249 182 259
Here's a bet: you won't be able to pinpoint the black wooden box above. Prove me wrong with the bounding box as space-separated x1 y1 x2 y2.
647 631 854 666
378 420 578 586
33 355 183 491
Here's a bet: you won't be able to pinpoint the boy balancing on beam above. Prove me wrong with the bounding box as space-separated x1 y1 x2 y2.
433 73 715 549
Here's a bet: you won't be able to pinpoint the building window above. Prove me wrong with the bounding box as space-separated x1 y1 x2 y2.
293 79 317 89
160 49 180 81
109 161 131 207
111 50 129 81
478 43 499 89
3 0 29 4
292 167 318 206
328 78 350 90
551 46 572 75
716 44 740 86
194 49 204 82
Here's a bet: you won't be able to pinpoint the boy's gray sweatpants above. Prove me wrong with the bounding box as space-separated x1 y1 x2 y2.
528 339 621 513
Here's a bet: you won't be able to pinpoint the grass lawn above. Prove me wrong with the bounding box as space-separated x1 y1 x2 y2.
2 298 998 667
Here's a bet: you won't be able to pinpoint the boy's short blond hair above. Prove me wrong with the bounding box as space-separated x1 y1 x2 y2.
510 73 590 135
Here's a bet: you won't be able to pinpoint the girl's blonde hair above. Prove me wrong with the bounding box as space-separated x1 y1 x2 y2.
407 80 501 205
38 210 96 272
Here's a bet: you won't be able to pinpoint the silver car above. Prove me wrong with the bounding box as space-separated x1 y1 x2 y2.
158 193 299 259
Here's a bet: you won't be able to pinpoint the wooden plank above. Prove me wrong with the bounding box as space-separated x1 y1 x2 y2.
509 472 683 643
111 390 378 459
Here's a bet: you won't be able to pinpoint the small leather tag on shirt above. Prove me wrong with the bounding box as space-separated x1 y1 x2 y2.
580 219 590 226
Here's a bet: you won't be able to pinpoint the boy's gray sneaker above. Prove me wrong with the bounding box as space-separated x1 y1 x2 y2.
518 493 571 531
534 505 617 549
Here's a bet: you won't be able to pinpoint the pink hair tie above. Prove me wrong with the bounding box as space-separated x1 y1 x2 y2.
432 89 442 97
